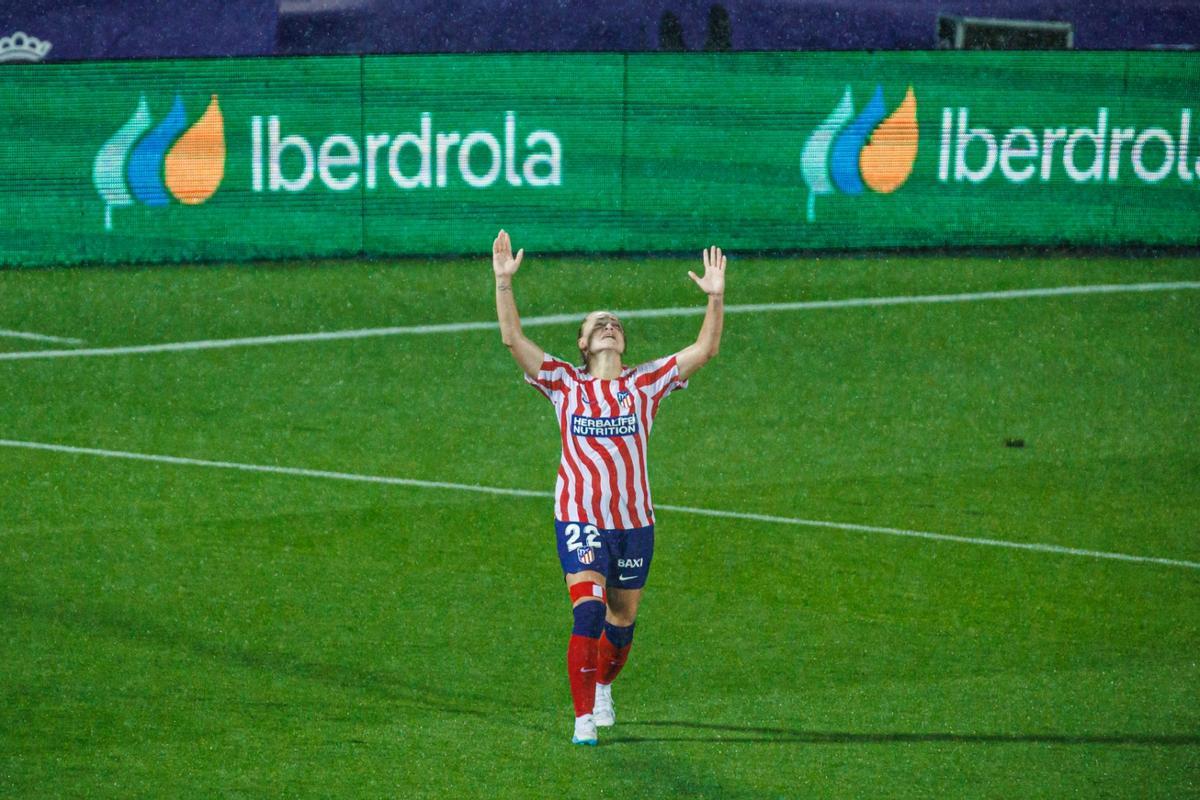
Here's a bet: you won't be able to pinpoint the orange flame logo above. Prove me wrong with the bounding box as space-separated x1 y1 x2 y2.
93 93 225 231
165 95 225 205
801 85 919 222
860 86 918 194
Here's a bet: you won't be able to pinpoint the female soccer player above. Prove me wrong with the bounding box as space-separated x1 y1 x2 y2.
492 229 726 745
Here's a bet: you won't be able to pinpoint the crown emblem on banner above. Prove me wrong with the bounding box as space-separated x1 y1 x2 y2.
0 31 53 62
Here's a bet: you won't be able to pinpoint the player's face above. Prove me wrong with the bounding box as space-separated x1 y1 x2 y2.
579 311 625 357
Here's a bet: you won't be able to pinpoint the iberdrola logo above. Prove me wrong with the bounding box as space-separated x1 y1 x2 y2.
801 85 918 221
92 94 225 231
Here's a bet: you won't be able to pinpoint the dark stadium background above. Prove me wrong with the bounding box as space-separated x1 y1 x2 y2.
6 0 1198 60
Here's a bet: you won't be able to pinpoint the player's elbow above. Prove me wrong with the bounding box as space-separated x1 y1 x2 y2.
500 328 523 349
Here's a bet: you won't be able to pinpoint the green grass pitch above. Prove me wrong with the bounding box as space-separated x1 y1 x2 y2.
1 250 1197 798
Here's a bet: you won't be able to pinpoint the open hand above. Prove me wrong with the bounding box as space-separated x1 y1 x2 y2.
688 246 726 296
493 229 524 280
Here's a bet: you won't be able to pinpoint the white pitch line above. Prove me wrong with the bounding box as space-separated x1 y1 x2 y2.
0 328 85 345
2 438 1197 572
0 438 549 500
653 504 1200 571
1 281 1197 363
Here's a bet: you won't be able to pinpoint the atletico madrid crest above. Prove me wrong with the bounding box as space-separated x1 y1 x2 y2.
578 547 596 565
617 390 633 412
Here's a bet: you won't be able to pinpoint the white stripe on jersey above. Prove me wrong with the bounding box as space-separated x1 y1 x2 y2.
595 381 640 530
568 385 607 525
586 381 636 530
525 353 687 531
554 399 582 522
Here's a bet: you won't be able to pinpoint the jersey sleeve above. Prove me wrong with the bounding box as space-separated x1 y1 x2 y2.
632 354 689 401
524 353 576 403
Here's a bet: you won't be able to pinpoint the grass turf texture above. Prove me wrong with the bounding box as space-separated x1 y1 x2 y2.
1 252 1198 798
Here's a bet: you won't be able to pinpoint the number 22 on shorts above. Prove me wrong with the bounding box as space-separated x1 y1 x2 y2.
564 523 600 552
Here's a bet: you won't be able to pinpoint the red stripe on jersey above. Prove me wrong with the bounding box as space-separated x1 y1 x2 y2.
599 381 643 529
629 431 654 526
628 391 654 526
634 358 674 391
568 384 607 526
646 357 678 432
648 357 682 402
557 389 587 522
583 382 627 530
617 384 648 529
649 391 664 427
555 464 571 522
562 363 593 523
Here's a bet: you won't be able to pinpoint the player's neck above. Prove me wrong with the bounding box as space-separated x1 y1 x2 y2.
586 351 622 380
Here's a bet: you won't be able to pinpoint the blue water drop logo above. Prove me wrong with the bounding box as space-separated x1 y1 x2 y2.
829 86 887 196
127 95 188 207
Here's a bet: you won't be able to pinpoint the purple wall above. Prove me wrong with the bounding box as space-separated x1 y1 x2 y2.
1 0 277 61
2 0 1196 62
298 0 1200 53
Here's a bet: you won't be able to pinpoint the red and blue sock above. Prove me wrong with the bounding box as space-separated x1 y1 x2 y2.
597 621 635 685
567 589 606 717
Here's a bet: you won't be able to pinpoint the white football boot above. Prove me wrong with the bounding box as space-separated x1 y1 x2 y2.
572 713 599 746
592 683 615 727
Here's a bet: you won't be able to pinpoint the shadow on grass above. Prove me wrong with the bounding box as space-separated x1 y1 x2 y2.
5 596 494 720
605 721 1200 747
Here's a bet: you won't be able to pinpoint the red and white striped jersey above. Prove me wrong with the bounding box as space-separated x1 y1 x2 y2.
525 353 688 530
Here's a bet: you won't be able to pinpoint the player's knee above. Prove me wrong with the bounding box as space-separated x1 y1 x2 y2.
568 581 606 638
605 609 635 627
571 597 606 639
605 589 641 627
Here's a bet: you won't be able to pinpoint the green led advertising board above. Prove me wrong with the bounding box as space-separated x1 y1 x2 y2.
1 57 362 266
624 52 1200 250
0 52 1196 266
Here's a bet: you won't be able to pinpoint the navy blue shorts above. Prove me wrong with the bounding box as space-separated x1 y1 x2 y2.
554 520 655 590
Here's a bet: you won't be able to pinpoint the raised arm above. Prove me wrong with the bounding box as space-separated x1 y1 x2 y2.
675 245 726 382
493 229 544 379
